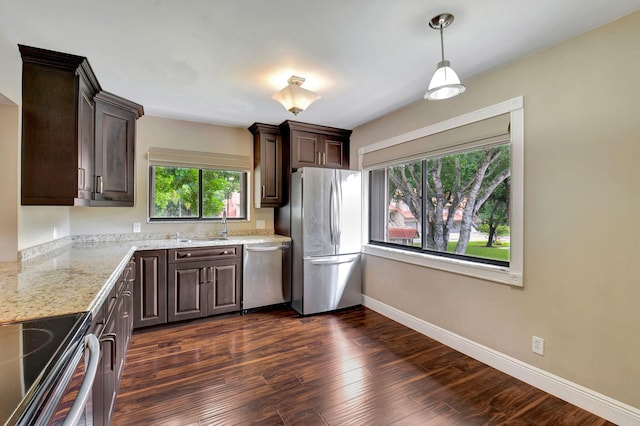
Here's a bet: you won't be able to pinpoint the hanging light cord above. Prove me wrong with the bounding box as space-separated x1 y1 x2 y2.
439 25 445 63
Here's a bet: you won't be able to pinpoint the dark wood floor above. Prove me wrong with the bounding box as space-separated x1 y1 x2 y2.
112 307 613 425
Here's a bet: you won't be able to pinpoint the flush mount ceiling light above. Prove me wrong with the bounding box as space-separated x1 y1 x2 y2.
272 75 321 115
424 13 466 101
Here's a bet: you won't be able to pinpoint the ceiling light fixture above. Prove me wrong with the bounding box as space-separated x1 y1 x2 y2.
272 75 320 115
424 13 466 101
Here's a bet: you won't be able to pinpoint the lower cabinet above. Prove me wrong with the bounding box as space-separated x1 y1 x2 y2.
91 258 134 426
207 259 242 315
134 245 242 329
167 246 242 321
133 250 167 328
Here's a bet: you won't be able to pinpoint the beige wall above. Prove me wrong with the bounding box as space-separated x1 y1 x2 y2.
70 115 274 236
351 11 640 408
0 103 18 261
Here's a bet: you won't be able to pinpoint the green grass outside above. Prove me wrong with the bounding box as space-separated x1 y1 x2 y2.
446 240 510 262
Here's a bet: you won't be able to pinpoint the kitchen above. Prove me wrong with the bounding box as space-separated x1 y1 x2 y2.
1 1 640 425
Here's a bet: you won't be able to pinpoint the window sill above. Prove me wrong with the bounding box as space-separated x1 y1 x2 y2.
362 244 523 287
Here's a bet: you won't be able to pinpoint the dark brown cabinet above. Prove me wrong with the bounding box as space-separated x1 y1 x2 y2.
19 45 143 207
19 45 101 206
167 246 242 321
92 91 143 207
207 258 242 315
167 260 208 321
249 123 285 207
133 250 167 328
280 121 351 170
91 258 135 426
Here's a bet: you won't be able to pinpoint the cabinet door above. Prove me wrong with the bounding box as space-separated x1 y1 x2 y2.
77 77 95 200
133 250 167 328
322 136 349 169
207 258 242 315
93 99 136 205
291 130 320 169
101 311 118 426
114 289 127 382
118 267 134 377
168 261 208 321
255 128 284 207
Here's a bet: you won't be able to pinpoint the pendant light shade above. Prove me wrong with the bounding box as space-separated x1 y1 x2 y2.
272 75 320 115
424 13 466 101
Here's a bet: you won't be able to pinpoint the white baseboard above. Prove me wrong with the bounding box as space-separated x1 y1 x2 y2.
362 295 640 426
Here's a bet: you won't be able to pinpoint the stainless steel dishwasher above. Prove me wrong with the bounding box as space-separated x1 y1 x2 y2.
242 241 291 311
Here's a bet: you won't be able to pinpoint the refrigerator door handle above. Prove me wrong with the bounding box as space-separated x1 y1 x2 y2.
309 255 360 265
329 178 336 246
334 175 343 246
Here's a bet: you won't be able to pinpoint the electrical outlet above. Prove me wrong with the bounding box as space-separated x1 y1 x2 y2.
256 220 265 230
133 222 141 233
532 336 544 355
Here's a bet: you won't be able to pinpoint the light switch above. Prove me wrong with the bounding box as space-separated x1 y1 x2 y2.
133 222 141 233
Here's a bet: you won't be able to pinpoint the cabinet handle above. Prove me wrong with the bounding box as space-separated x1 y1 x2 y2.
316 152 321 165
262 185 265 198
200 268 206 284
207 266 213 283
102 333 117 370
78 168 86 190
323 152 326 165
96 175 103 194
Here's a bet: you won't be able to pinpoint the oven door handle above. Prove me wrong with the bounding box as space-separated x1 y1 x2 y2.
63 334 100 426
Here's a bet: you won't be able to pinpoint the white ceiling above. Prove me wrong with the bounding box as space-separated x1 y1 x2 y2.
1 1 639 129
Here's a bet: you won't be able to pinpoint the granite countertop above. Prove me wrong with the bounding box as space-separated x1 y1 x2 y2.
0 235 290 324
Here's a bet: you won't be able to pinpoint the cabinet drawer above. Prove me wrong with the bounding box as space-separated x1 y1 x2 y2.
168 245 240 263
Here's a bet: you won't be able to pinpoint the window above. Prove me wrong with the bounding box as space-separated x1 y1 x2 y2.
360 97 523 286
369 144 510 267
149 166 247 221
147 147 251 222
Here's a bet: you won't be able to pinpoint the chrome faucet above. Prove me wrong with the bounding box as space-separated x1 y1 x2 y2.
220 210 228 237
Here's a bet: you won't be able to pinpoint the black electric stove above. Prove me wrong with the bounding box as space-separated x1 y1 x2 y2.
0 312 91 425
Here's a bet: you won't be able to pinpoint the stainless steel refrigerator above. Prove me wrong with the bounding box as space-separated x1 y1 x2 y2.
290 167 362 315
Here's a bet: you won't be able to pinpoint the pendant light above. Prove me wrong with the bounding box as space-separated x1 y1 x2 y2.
272 75 321 115
424 13 466 101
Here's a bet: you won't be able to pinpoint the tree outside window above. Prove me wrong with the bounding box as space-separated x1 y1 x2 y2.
150 166 246 220
373 143 511 265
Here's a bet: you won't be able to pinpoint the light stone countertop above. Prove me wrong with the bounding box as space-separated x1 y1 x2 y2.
0 235 290 324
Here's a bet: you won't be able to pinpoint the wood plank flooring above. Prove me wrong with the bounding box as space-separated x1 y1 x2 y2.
112 307 613 425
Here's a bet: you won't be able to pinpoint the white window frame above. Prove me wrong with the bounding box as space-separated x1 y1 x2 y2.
358 97 524 287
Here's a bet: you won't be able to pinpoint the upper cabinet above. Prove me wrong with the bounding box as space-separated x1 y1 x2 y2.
19 45 101 206
19 45 143 207
280 121 351 170
249 123 285 208
92 91 144 207
249 120 351 209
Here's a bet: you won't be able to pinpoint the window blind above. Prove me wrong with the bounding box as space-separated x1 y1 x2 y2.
147 147 251 172
362 113 511 169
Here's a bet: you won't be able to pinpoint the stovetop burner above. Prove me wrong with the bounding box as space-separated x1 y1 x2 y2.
0 328 54 365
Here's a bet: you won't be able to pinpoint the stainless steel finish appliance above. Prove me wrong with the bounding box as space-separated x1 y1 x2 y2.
0 312 99 426
291 168 362 315
243 242 291 310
